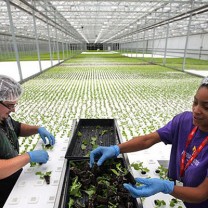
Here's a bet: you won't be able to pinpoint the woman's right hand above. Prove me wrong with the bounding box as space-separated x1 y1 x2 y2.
90 145 120 167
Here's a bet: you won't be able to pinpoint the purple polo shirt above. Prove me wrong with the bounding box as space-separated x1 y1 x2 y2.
157 111 208 208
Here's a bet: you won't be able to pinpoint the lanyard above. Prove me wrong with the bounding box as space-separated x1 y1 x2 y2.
180 126 208 177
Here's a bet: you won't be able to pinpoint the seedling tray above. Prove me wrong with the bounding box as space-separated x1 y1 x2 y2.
65 119 121 159
60 158 140 208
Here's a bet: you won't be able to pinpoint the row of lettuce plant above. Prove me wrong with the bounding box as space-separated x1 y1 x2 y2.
12 54 200 156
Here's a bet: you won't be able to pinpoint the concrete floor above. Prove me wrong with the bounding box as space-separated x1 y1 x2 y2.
0 60 60 81
185 69 208 77
123 53 208 78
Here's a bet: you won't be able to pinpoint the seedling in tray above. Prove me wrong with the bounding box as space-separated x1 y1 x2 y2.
99 129 108 136
155 165 171 180
169 198 183 208
77 131 82 137
154 199 166 208
65 120 116 158
68 159 138 208
81 139 88 150
130 161 150 175
35 171 52 184
42 144 54 150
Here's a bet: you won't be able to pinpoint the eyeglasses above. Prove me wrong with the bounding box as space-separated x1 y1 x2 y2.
0 101 18 110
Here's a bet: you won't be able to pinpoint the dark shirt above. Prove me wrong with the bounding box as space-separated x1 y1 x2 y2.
0 117 21 208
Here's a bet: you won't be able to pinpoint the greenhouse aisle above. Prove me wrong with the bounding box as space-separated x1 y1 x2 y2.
185 69 208 77
123 54 208 77
0 57 207 82
0 60 61 81
123 53 175 58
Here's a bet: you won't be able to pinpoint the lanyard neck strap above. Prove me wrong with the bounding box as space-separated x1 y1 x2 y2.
180 126 208 177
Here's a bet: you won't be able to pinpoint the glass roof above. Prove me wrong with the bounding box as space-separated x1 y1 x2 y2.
0 0 208 43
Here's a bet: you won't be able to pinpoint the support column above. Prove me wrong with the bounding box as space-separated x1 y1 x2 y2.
6 0 23 81
182 0 194 71
32 0 42 72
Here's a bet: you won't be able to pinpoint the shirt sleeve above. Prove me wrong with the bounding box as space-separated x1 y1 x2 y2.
157 111 193 145
157 119 174 145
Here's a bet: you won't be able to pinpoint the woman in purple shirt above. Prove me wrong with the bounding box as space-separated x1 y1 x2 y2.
90 77 208 208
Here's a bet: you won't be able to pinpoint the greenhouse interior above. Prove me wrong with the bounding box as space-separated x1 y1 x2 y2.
0 0 208 208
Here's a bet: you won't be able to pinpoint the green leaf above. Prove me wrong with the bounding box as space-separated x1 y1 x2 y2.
82 139 88 145
35 171 42 176
77 131 82 137
68 198 74 208
81 144 87 150
111 169 119 176
130 162 143 170
70 176 82 197
91 137 97 142
84 185 96 199
46 171 52 176
101 130 108 136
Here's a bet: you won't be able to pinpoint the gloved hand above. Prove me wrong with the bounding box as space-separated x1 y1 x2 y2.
38 127 55 145
27 150 49 163
90 145 120 167
123 178 174 198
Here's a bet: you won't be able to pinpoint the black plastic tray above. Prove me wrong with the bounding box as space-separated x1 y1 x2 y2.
65 119 121 159
60 158 140 208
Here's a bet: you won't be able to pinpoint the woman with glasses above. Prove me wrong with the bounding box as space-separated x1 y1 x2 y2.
90 77 208 208
0 75 55 208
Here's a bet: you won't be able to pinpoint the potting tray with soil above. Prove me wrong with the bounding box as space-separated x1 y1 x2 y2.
65 119 121 159
61 158 140 208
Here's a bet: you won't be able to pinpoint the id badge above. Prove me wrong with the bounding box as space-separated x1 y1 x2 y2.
176 180 183 187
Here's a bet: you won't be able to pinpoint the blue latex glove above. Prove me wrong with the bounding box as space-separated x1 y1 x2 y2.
28 150 49 163
90 145 120 167
38 127 55 145
123 178 174 198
